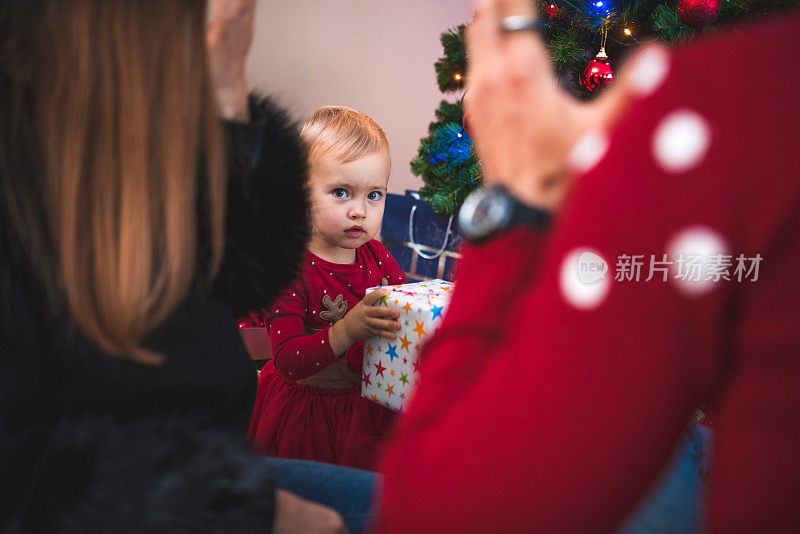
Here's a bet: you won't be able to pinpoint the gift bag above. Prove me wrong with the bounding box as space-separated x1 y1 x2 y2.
379 191 462 282
361 279 454 412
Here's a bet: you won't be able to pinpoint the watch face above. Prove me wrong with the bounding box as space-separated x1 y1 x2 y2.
459 186 513 240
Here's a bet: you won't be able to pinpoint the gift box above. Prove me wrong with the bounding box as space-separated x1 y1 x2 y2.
361 279 454 412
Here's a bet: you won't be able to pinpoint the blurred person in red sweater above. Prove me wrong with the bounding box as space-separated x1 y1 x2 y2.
376 0 800 532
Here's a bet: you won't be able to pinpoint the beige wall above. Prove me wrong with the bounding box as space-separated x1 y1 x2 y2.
246 0 473 194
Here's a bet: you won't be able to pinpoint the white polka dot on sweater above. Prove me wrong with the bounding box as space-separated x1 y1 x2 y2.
312 261 315 265
652 110 710 173
567 130 609 174
559 248 611 310
629 47 670 97
667 226 729 296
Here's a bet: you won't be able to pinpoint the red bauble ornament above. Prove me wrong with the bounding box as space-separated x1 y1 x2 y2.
677 0 720 28
580 47 614 93
462 110 473 137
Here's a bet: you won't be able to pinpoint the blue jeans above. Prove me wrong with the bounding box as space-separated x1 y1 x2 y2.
617 424 713 534
266 424 712 534
267 458 377 533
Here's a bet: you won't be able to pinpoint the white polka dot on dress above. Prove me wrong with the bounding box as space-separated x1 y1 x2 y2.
652 109 711 173
559 248 611 310
567 129 609 174
629 46 670 97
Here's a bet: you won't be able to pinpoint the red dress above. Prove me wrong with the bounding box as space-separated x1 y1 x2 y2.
248 239 406 470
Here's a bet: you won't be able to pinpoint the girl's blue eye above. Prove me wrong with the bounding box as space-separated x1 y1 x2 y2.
367 191 383 201
332 188 348 199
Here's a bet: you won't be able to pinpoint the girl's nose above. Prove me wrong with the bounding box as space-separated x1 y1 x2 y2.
348 202 367 219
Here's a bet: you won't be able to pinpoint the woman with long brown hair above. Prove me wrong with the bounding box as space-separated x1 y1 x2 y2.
0 1 370 531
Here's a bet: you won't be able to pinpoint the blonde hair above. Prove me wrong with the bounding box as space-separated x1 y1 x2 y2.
300 106 389 166
0 0 225 364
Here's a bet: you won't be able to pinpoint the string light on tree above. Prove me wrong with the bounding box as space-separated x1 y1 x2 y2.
592 0 611 16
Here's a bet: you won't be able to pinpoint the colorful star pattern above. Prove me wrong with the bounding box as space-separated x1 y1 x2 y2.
413 320 427 339
360 279 453 413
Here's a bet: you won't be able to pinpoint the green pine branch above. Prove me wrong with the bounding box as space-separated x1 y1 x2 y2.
434 26 467 93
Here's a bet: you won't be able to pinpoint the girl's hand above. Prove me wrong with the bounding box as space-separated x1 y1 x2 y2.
328 290 401 356
466 0 636 211
205 0 257 121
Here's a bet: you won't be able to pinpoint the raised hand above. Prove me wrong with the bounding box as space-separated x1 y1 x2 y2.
466 0 646 211
328 289 401 356
205 0 257 121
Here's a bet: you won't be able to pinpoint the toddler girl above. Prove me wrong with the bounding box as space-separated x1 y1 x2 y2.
248 106 406 470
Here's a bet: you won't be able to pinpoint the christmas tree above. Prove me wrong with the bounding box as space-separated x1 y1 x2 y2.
413 0 797 215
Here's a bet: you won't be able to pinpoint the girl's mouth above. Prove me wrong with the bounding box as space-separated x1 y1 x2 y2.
345 227 365 238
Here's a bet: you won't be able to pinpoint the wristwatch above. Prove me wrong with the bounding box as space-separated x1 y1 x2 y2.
458 185 552 242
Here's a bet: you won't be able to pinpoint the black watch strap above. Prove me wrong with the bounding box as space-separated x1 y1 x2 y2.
511 196 552 231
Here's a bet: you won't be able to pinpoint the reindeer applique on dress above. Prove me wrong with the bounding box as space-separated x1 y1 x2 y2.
248 239 406 470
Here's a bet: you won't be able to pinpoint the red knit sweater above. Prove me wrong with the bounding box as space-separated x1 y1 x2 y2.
377 15 800 533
